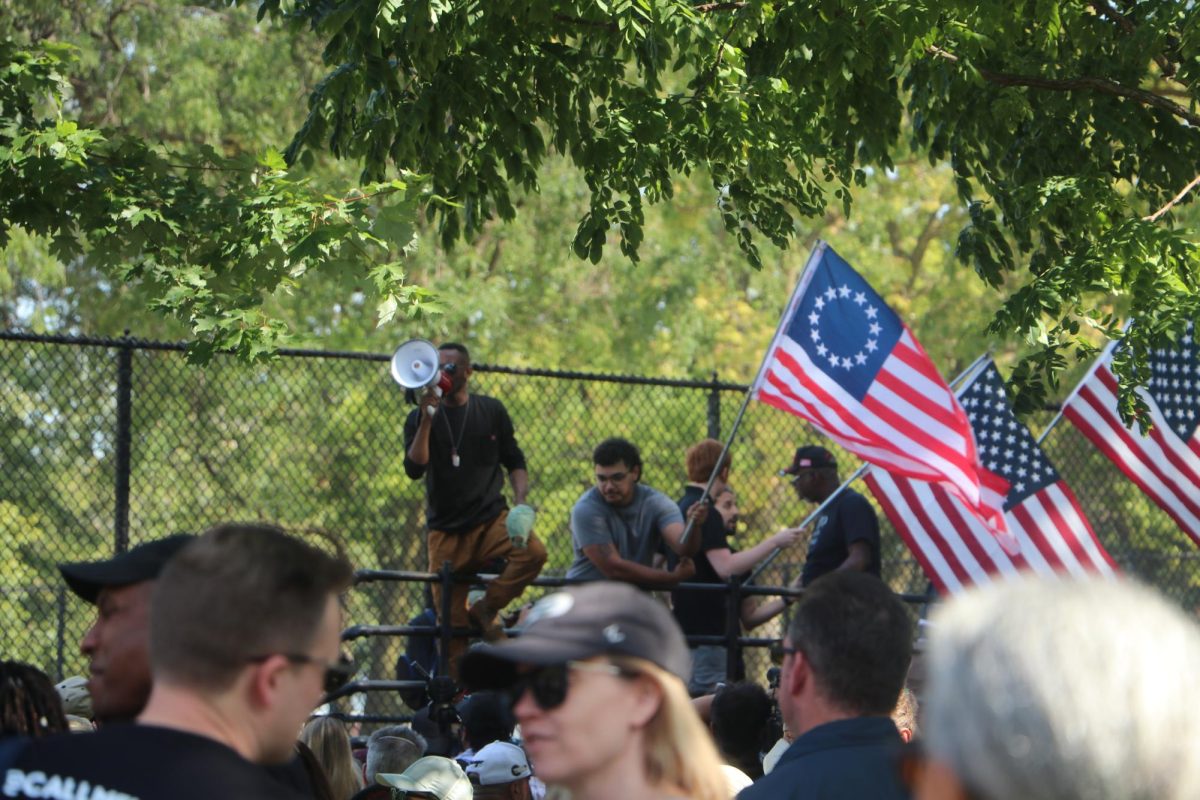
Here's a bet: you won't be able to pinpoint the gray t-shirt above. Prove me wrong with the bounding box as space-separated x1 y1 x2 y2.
566 485 684 580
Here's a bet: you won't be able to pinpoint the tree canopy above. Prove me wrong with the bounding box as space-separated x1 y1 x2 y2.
4 1 1200 412
268 0 1200 411
0 16 436 362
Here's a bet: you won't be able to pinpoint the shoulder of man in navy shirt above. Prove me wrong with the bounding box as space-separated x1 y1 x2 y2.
739 572 913 800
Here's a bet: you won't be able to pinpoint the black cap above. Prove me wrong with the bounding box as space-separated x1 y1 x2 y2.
460 583 691 690
780 445 837 475
58 534 195 604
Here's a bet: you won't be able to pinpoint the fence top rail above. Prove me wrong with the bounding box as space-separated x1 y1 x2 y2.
353 568 932 605
0 330 749 390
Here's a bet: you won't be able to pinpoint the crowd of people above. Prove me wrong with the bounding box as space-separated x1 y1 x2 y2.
5 341 1200 799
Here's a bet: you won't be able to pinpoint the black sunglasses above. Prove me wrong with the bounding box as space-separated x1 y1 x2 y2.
507 661 629 711
249 652 355 695
438 362 458 374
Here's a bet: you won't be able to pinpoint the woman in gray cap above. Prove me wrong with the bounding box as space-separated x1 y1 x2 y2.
460 582 728 800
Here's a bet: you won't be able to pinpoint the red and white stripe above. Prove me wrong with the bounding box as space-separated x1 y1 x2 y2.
755 330 1012 547
1063 351 1200 547
865 470 1118 594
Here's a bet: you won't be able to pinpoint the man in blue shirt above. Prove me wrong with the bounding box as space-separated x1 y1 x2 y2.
739 571 912 800
782 445 881 585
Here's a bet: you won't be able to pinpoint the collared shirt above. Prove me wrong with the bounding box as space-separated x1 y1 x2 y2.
738 716 910 800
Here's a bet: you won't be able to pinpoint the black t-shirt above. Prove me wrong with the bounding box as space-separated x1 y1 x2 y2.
3 723 309 800
669 485 732 638
800 487 882 585
403 394 527 533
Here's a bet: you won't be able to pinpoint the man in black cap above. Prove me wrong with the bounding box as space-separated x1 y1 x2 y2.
781 445 881 586
7 523 353 799
58 534 194 723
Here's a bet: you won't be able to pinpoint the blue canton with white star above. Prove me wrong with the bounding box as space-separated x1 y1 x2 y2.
961 363 1058 511
1144 322 1200 441
785 246 903 401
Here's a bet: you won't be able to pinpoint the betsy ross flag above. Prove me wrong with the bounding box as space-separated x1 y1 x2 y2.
1063 324 1200 546
751 242 1013 549
865 361 1117 594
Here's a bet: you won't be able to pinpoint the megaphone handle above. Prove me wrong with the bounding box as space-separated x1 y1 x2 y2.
426 405 437 417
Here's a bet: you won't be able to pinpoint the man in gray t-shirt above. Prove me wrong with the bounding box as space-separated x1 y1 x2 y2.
566 437 699 587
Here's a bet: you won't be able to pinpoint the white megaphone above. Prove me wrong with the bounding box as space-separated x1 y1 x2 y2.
390 339 453 413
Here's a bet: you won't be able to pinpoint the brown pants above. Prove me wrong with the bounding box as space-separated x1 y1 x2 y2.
428 509 547 679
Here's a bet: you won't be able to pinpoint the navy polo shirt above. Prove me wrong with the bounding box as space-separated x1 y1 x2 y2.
738 716 910 800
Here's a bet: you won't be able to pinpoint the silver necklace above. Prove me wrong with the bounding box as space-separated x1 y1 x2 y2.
442 397 470 467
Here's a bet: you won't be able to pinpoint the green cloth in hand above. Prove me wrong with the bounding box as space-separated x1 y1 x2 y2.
506 504 536 548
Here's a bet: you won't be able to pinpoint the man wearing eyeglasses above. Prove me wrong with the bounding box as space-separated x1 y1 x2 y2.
4 523 354 799
738 572 912 800
781 445 881 586
404 342 547 675
565 437 700 586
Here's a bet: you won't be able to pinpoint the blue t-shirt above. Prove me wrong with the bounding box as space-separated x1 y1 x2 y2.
801 488 881 585
566 485 683 580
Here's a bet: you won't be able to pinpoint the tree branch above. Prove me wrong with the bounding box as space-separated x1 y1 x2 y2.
1144 173 1200 222
887 209 943 292
926 46 1200 127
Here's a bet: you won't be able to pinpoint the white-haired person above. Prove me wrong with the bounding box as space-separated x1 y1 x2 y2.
461 582 729 800
913 576 1200 800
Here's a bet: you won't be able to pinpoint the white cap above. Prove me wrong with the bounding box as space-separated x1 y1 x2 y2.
378 756 473 800
464 741 533 786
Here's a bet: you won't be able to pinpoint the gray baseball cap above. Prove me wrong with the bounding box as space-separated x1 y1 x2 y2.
460 582 691 689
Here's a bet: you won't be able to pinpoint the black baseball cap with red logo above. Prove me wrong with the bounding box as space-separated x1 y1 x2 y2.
780 445 837 476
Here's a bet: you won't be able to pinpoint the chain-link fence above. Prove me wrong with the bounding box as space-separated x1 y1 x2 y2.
4 332 1198 718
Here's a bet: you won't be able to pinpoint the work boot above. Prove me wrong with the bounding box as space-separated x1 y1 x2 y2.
468 598 505 642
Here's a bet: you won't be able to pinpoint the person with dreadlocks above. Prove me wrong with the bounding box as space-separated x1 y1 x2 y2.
0 661 68 739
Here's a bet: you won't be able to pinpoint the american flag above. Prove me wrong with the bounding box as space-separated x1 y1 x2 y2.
865 360 1118 593
751 242 1013 549
1063 324 1200 546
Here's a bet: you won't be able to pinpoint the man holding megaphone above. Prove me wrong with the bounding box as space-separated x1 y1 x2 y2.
401 342 547 679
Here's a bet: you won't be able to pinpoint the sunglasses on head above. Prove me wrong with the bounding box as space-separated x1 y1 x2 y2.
507 660 631 710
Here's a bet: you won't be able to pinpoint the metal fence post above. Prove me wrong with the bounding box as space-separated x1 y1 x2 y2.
439 561 454 677
707 371 721 439
725 573 742 682
55 585 67 681
114 333 133 554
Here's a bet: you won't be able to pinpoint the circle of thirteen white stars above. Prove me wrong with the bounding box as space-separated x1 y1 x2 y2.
809 284 882 370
